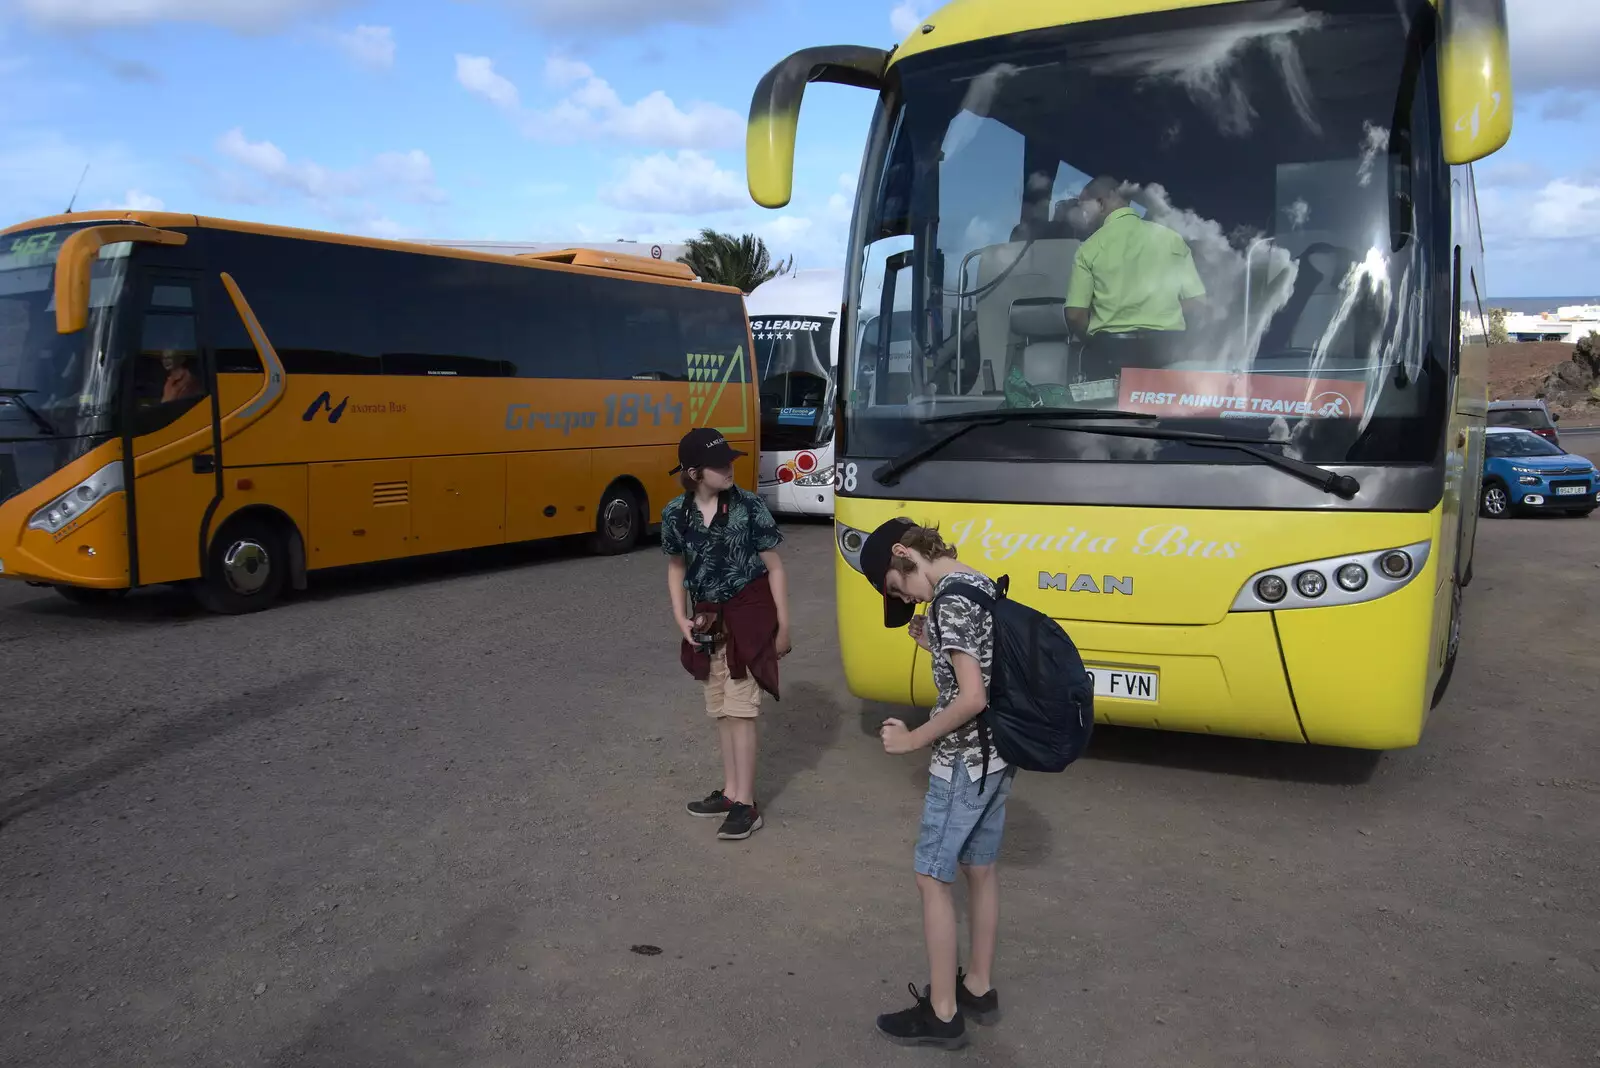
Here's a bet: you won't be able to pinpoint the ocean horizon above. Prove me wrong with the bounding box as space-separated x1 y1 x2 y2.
1487 296 1600 314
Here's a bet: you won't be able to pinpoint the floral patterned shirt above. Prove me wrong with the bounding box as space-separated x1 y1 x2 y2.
661 487 783 604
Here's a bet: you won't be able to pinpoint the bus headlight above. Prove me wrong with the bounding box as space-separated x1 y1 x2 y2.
837 523 867 574
1231 540 1431 612
795 469 832 487
1294 570 1327 598
1254 575 1288 603
27 462 124 534
1335 563 1368 592
1377 550 1413 580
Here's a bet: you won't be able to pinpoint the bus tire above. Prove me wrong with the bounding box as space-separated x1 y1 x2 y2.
54 586 127 607
195 516 287 614
593 482 642 556
1430 578 1463 710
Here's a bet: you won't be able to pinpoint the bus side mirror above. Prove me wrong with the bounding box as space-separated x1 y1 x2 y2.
746 45 890 208
55 224 187 334
1438 0 1513 165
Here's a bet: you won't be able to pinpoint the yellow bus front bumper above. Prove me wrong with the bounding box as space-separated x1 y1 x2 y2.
833 501 1442 751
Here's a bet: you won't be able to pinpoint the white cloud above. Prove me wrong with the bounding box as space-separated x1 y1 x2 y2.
1478 173 1600 293
363 216 411 240
827 171 855 217
890 1 928 38
1522 179 1600 241
15 0 347 33
599 150 745 214
103 189 165 211
495 0 744 32
1509 0 1600 95
210 128 446 237
459 54 742 149
329 25 394 71
456 54 520 110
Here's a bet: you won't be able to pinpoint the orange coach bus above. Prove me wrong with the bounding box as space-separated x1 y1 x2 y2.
0 212 757 612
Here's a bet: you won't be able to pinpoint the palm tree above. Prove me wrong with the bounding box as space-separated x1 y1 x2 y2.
677 229 793 293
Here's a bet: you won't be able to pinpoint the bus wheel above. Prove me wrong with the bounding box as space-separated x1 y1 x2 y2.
54 586 127 607
593 484 641 555
1431 579 1463 709
195 517 286 614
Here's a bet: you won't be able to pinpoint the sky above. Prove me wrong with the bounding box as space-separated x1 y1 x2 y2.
0 0 1595 298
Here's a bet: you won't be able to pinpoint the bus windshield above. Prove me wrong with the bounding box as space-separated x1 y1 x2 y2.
848 0 1448 468
0 225 132 501
754 314 835 450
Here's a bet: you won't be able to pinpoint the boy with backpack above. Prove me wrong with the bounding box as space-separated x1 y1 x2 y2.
857 516 1092 1050
662 427 791 842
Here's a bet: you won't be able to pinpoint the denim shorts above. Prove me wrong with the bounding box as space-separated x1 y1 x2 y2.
913 765 1017 883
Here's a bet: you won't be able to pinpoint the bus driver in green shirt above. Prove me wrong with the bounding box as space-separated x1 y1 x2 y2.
1064 176 1206 384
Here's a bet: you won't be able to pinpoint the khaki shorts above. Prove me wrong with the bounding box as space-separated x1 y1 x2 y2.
704 645 761 719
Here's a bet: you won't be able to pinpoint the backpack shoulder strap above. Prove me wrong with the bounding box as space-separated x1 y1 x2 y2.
932 580 997 614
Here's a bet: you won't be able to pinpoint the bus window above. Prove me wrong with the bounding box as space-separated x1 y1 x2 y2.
130 280 207 434
205 231 381 376
594 281 686 381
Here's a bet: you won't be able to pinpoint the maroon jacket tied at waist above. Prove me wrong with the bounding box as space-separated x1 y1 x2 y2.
681 571 780 701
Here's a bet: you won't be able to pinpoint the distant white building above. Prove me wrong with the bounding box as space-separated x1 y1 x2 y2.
412 239 690 264
1502 304 1600 344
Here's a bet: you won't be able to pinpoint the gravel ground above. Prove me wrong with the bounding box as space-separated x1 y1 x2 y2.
2 470 1597 1068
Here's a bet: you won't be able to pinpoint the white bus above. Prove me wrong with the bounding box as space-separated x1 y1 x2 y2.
748 269 841 516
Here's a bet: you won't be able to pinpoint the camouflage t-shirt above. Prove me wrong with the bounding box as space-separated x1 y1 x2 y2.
925 569 1006 783
661 487 783 605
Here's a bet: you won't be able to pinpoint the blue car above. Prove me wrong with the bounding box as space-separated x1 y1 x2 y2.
1481 427 1598 519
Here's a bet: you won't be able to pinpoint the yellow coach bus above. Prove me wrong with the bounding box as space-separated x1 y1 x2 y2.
0 213 756 612
747 0 1511 749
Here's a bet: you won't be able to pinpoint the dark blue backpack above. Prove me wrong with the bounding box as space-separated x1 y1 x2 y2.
932 576 1094 790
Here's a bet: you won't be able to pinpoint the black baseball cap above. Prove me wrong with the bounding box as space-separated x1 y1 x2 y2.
670 427 746 474
859 517 918 628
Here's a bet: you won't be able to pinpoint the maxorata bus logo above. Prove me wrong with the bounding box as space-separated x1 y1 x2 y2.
303 392 348 423
302 392 406 423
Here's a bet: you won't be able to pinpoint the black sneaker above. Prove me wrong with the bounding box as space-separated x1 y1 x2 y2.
921 969 1001 1025
716 802 763 840
876 982 968 1049
686 790 733 818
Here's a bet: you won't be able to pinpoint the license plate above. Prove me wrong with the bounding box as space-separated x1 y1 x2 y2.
1556 486 1586 496
1085 665 1159 702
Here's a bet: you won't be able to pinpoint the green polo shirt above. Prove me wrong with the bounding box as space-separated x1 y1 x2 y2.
1065 207 1205 334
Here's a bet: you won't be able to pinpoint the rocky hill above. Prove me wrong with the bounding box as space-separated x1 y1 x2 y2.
1489 335 1600 423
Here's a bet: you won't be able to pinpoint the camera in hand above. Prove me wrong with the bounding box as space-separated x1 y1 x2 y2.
691 610 720 651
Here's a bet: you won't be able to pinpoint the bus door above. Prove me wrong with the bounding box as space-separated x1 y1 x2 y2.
121 269 223 586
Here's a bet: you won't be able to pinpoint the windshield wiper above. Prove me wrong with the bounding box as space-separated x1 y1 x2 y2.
920 406 1154 425
0 388 56 436
1026 421 1361 499
874 407 1156 485
873 409 1360 499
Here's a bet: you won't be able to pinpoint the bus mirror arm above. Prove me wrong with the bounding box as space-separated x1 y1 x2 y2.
55 225 188 334
747 45 890 208
875 250 911 400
